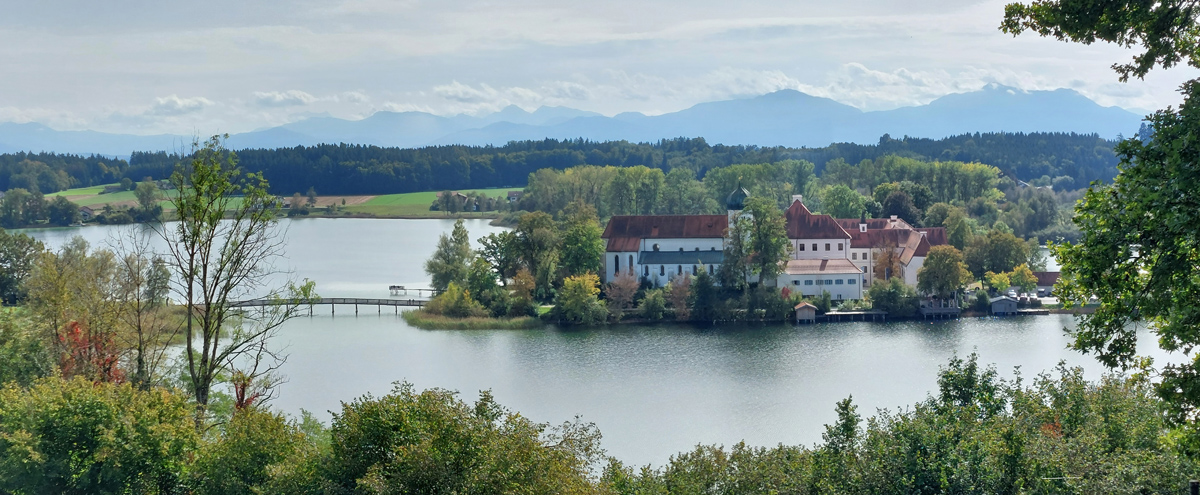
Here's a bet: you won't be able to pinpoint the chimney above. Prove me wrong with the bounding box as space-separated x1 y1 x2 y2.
890 215 898 220
792 194 804 204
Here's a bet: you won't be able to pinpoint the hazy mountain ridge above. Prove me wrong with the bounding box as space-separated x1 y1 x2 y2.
0 85 1144 156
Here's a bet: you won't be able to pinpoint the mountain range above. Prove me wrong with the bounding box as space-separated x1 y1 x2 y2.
0 84 1143 157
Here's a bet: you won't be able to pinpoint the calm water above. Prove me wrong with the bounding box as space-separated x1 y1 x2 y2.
23 219 1169 467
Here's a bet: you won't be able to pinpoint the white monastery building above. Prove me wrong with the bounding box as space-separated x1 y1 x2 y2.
601 188 947 301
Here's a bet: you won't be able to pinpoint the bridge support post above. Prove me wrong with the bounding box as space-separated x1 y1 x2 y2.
355 304 358 315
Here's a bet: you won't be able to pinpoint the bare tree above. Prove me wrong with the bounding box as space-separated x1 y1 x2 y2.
110 227 180 390
155 135 317 428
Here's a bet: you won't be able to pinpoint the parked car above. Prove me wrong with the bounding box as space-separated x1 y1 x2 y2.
1006 290 1017 298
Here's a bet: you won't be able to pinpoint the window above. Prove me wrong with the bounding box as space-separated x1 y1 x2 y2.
659 265 664 276
825 243 830 251
677 265 682 275
679 247 684 252
709 265 714 273
692 265 697 275
838 243 843 251
694 247 700 251
614 255 619 272
804 280 813 286
812 243 818 251
629 255 634 269
848 278 856 285
862 266 868 273
798 243 805 251
816 280 824 285
852 252 858 260
710 247 716 251
644 266 649 276
837 294 843 300
835 279 843 285
653 243 660 251
793 280 800 285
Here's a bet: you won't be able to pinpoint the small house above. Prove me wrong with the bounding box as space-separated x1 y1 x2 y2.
507 191 524 203
79 206 95 220
794 302 817 324
989 296 1018 316
1033 271 1060 297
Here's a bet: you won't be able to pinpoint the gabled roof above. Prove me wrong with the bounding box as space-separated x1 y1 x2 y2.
603 215 728 238
785 200 851 240
784 258 863 275
916 227 947 246
603 215 728 252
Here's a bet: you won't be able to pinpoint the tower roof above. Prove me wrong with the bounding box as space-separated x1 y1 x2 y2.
726 185 750 210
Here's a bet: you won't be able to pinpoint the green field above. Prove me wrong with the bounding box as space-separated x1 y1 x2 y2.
342 187 522 217
47 183 523 218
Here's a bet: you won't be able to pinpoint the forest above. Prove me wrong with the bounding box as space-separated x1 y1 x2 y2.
0 132 1118 196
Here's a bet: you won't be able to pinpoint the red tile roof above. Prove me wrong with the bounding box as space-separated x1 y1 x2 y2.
603 215 728 251
785 200 851 240
834 217 914 231
1033 271 1060 286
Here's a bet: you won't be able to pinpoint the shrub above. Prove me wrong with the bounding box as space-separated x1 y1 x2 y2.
639 289 667 320
423 282 488 318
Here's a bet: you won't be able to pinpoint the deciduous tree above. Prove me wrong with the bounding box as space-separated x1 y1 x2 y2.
425 219 473 292
917 245 971 299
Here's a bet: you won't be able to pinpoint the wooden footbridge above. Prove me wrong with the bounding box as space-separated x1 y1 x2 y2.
231 296 430 316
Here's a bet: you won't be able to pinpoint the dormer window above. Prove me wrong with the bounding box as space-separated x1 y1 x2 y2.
679 247 684 252
860 224 867 233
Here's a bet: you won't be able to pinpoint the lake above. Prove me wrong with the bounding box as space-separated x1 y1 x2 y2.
22 218 1169 467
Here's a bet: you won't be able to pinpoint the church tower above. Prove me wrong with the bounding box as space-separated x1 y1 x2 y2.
726 184 749 224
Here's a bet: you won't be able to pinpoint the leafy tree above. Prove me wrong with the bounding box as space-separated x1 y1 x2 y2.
509 268 537 317
515 212 560 299
718 212 751 292
0 229 42 304
688 267 720 322
881 190 922 226
555 273 606 324
964 229 1030 278
0 188 30 228
325 383 600 494
134 180 162 221
667 275 691 321
867 277 918 317
156 135 317 428
559 202 604 278
605 270 639 318
917 245 971 299
944 208 973 250
0 310 51 386
424 219 473 292
819 184 868 218
639 288 667 320
984 271 1011 293
424 282 488 318
0 377 197 494
477 230 520 284
1009 263 1037 293
192 408 314 495
305 186 317 206
46 196 79 226
743 196 791 285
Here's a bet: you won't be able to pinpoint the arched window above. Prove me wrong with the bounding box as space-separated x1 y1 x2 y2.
677 265 682 275
628 255 634 271
614 255 620 272
659 265 665 276
644 266 650 276
692 265 697 275
709 265 714 273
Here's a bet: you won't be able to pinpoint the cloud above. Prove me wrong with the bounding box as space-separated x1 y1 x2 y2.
147 95 214 116
253 90 318 107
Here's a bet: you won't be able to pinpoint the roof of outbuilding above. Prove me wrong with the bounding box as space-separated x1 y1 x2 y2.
784 258 863 275
1033 271 1061 286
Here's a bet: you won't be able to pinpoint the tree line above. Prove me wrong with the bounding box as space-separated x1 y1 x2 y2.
0 132 1119 197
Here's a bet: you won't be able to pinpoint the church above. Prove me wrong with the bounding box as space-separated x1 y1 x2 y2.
600 187 946 301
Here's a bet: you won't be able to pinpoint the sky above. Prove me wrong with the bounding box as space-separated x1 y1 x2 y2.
2 0 1198 135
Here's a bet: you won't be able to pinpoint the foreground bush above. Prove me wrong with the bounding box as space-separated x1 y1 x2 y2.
0 377 197 494
602 355 1193 494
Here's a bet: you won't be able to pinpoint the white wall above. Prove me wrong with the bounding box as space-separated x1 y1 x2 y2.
640 238 723 252
904 256 925 287
790 239 849 260
778 273 863 300
603 251 639 283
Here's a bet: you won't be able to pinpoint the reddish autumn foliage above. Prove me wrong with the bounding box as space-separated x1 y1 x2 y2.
231 371 263 411
57 321 124 383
